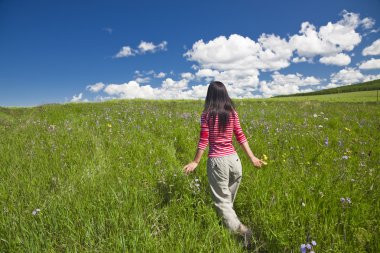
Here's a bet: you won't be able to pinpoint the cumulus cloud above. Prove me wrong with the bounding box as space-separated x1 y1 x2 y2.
363 74 380 82
181 72 194 80
183 10 374 95
155 72 166 78
135 77 151 83
360 17 375 30
359 58 380 70
185 33 292 72
326 67 380 89
362 39 380 56
76 11 378 101
114 41 167 58
161 78 189 91
134 70 167 80
292 56 311 63
115 46 135 58
328 67 364 88
184 33 293 90
70 93 88 102
319 53 351 66
104 81 157 99
86 82 105 93
138 41 167 53
102 79 208 100
259 72 321 97
289 10 367 59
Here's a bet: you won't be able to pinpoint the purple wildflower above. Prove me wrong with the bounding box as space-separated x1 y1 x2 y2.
311 240 317 246
306 243 312 249
342 155 349 160
300 244 306 253
340 197 346 203
346 198 351 204
324 137 329 146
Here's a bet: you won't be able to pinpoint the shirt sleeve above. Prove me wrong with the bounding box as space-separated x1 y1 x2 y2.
233 110 247 144
197 112 209 150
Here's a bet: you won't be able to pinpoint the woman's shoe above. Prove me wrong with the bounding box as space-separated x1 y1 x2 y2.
239 224 253 249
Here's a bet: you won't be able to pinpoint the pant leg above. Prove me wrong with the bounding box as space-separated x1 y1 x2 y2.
228 153 242 204
207 154 242 232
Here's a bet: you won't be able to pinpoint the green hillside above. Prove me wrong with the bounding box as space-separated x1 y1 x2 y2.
275 78 380 97
271 90 379 102
1 100 379 252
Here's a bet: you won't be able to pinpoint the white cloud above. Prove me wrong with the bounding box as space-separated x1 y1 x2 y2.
359 58 380 70
181 72 194 80
86 82 105 93
102 79 204 100
78 11 378 102
319 53 351 66
326 67 380 89
115 46 135 58
185 34 261 71
135 77 151 83
183 11 374 95
362 39 380 56
259 72 321 97
363 74 380 82
185 34 292 72
360 17 375 29
195 68 220 78
70 93 88 102
257 34 293 71
292 56 310 63
155 72 166 78
138 41 167 53
161 78 189 91
184 34 292 91
104 81 157 99
114 41 167 58
329 67 364 86
289 11 365 58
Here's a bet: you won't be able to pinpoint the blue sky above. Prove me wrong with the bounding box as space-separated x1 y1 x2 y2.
1 0 380 106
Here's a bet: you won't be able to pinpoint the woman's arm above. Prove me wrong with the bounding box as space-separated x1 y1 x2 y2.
184 112 208 175
240 141 266 168
183 148 205 174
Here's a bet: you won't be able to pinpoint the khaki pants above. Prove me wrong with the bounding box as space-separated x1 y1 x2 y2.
207 153 242 232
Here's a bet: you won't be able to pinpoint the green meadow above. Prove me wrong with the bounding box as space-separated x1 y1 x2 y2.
0 98 379 252
272 90 379 103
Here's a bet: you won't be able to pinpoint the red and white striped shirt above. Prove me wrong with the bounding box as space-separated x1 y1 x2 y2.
198 110 247 157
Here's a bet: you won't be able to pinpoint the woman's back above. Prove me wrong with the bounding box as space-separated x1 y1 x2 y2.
198 110 247 157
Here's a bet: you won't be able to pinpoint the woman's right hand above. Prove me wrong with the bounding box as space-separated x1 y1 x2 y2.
183 161 198 175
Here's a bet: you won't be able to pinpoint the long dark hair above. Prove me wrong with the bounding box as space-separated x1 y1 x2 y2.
204 81 235 132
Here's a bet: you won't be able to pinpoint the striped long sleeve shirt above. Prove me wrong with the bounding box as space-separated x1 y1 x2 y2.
198 110 247 157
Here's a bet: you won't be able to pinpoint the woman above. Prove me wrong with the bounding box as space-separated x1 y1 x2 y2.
183 81 265 248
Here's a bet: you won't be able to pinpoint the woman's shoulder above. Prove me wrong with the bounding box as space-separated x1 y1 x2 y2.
201 110 209 118
231 109 239 116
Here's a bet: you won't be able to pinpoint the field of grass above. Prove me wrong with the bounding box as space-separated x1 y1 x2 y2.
1 99 379 252
271 90 380 103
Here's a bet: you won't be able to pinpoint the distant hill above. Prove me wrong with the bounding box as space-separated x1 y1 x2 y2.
274 78 380 97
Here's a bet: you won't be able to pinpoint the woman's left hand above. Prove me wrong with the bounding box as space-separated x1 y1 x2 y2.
183 161 198 174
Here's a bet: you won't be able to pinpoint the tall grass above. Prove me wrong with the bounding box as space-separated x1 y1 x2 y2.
0 100 379 252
